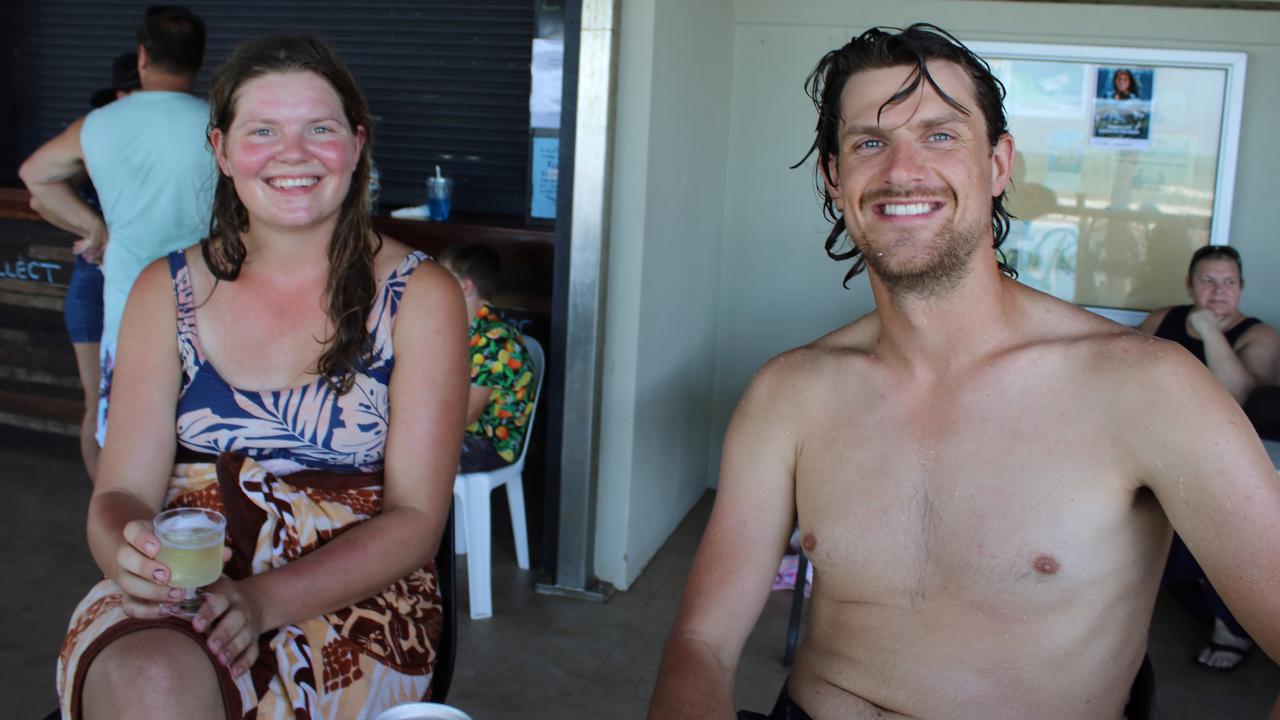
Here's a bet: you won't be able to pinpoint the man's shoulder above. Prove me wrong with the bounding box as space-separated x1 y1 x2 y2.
749 313 879 392
86 92 208 133
1021 298 1177 367
1041 314 1210 402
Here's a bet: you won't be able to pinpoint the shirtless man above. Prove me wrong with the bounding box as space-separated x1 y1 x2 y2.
649 24 1280 720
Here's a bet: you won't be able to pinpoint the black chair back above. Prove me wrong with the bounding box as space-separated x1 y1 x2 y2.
1123 653 1156 720
431 505 457 703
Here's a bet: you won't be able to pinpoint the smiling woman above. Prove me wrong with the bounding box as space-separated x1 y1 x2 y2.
56 36 470 720
203 36 380 395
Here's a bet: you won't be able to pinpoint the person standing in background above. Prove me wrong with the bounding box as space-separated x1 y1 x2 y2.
55 52 144 480
19 5 216 450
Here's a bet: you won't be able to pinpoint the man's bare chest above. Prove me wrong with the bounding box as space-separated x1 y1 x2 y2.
792 398 1163 609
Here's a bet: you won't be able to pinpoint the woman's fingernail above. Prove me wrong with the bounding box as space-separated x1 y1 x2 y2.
145 542 158 555
209 638 220 652
153 569 166 582
169 589 185 600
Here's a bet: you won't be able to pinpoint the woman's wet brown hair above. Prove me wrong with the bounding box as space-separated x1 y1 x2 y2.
203 35 380 394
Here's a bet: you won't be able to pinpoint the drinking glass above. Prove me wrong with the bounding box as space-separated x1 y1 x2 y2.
154 507 226 618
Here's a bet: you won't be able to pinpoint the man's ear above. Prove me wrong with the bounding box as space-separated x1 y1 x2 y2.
137 45 150 73
990 133 1015 197
820 155 844 213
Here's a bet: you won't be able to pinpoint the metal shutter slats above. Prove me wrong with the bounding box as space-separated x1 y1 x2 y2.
12 0 534 215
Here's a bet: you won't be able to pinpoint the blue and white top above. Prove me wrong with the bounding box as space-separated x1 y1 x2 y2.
168 249 428 473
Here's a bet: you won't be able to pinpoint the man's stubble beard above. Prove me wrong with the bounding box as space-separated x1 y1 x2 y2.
857 216 985 301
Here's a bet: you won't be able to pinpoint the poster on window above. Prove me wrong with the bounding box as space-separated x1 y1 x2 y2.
1092 66 1155 150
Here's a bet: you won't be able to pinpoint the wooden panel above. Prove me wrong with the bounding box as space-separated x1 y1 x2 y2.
0 197 84 435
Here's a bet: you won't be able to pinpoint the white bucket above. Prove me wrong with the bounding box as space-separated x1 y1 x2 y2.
373 703 474 720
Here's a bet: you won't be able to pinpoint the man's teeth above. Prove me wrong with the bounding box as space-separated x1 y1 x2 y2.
882 202 933 216
270 177 318 189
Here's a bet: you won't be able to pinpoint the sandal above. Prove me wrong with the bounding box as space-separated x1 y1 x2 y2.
1193 640 1253 672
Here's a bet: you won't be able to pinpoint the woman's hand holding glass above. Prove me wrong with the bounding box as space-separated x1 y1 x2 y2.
112 510 228 620
112 517 188 619
111 509 260 677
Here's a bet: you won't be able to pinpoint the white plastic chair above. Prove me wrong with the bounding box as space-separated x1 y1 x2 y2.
453 335 543 619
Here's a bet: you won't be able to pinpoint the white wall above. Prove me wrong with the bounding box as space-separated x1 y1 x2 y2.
594 0 733 589
595 0 1280 588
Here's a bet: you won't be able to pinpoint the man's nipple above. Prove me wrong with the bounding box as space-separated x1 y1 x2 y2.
1031 553 1060 576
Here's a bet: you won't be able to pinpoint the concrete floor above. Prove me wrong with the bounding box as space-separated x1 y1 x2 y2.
3 430 1276 719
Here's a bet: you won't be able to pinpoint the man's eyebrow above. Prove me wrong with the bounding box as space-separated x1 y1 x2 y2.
918 111 967 129
839 111 968 139
840 123 885 139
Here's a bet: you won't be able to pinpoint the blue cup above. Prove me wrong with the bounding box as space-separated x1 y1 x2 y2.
426 176 453 221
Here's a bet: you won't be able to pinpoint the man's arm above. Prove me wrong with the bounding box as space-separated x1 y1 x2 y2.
18 116 108 247
1137 347 1280 659
649 357 800 719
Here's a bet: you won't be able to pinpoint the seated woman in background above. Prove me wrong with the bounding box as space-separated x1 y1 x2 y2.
1140 244 1280 414
57 36 468 719
1139 244 1279 672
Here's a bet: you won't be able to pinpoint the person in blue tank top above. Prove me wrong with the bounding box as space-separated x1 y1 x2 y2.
1139 244 1280 672
19 5 217 454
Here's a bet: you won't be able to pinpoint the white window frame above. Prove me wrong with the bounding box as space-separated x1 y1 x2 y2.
969 41 1247 326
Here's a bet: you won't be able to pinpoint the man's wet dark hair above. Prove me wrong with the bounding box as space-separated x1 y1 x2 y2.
796 23 1016 287
439 243 503 300
137 5 205 76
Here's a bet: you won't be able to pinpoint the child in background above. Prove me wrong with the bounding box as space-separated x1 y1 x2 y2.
438 243 535 471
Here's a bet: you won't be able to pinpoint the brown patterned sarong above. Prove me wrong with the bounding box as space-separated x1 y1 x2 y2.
57 452 442 719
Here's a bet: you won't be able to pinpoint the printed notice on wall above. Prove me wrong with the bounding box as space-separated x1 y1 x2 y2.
1092 66 1155 150
530 135 559 220
530 38 563 130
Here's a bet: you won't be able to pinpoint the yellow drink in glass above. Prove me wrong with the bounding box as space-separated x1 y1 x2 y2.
154 508 226 616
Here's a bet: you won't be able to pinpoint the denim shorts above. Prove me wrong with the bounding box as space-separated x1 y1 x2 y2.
63 256 104 343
